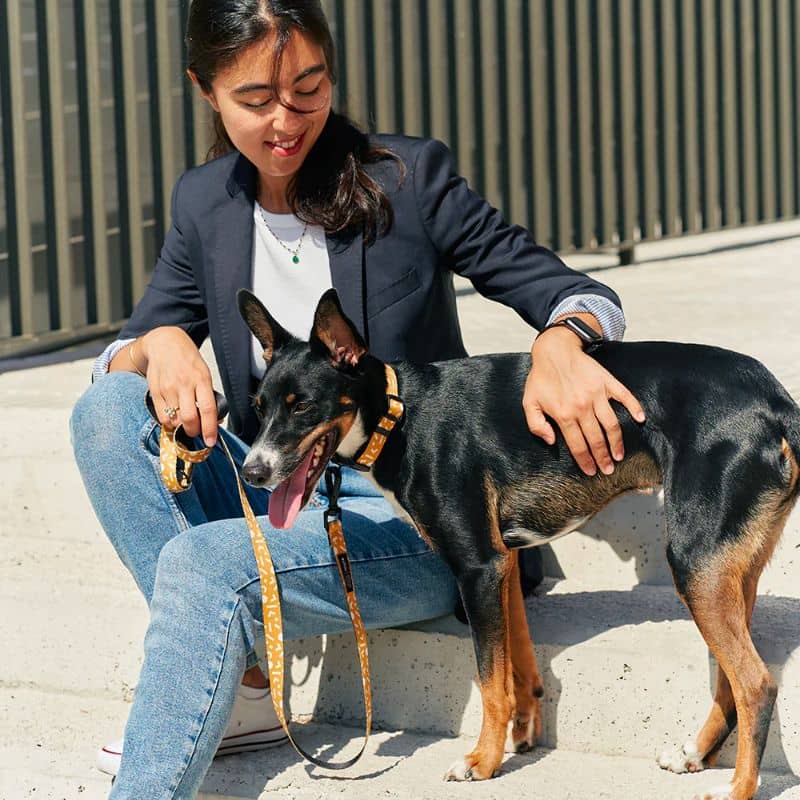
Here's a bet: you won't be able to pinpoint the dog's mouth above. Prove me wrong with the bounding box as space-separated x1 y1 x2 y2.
268 430 339 529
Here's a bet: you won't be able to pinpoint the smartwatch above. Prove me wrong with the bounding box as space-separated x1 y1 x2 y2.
539 316 604 353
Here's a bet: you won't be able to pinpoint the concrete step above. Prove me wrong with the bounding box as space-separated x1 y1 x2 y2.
3 705 798 800
285 580 800 775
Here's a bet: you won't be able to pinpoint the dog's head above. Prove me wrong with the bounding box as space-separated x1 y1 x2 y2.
237 288 369 528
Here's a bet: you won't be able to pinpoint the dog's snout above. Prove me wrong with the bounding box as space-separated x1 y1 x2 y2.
242 458 272 488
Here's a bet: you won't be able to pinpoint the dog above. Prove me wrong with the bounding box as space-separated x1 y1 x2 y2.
237 287 799 800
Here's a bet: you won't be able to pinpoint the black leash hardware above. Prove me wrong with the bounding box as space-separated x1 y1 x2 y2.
324 463 343 528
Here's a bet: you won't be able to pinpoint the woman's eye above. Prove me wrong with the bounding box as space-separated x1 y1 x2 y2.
243 98 272 109
296 86 320 97
293 401 313 415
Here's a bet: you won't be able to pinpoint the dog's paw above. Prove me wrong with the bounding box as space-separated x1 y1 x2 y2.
443 756 499 781
444 757 474 781
657 739 704 774
505 713 537 753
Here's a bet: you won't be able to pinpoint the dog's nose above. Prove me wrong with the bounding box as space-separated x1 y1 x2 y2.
242 461 272 488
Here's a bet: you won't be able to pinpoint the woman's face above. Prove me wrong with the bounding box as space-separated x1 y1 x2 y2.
197 29 332 191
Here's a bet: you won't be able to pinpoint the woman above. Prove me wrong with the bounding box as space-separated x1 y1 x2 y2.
70 1 644 797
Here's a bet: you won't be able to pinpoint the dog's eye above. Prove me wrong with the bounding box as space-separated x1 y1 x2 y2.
292 400 314 415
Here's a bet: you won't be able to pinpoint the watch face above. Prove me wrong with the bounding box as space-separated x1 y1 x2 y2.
563 317 602 343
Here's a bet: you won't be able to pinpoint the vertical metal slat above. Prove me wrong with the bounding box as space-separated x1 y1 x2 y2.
617 0 637 247
659 0 679 235
154 0 177 237
478 0 501 209
426 0 451 144
400 0 423 137
758 0 777 221
121 2 145 305
775 0 793 218
552 1 573 250
342 2 369 127
720 0 739 225
4 0 35 335
596 0 616 247
504 0 527 228
74 0 111 324
529 0 552 247
700 0 720 230
680 0 700 234
574 0 595 248
739 0 758 224
371 0 396 133
38 0 73 331
638 1 658 239
453 0 477 187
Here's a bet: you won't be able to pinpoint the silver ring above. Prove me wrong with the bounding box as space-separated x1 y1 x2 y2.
163 406 178 421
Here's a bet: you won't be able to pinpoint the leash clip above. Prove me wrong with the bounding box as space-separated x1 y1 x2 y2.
324 463 343 527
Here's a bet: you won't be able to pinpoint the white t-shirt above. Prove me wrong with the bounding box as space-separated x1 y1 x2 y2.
250 202 332 378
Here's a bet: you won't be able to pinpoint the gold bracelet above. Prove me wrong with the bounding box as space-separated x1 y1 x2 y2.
128 339 147 378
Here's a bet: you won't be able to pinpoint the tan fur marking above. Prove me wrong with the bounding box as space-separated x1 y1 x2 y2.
498 451 662 537
781 437 799 492
296 413 355 458
414 522 438 552
484 475 509 554
508 552 543 750
285 393 297 405
462 552 515 780
680 484 797 799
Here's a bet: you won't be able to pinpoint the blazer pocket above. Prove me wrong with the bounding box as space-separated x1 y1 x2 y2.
367 268 421 319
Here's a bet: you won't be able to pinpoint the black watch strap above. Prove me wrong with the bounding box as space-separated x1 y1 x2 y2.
539 316 604 352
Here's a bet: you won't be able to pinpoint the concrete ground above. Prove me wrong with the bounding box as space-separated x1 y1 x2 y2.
2 221 800 799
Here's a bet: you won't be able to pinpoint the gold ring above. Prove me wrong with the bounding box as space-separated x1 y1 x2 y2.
164 406 178 421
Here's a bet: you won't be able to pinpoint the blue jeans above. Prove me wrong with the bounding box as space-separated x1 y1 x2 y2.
70 371 459 799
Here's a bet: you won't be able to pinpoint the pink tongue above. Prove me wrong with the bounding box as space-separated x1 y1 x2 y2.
268 447 316 529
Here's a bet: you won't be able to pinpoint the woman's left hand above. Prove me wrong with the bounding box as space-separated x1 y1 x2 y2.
523 321 645 476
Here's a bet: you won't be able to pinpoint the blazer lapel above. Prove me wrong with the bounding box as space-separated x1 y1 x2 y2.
208 155 256 417
327 227 366 340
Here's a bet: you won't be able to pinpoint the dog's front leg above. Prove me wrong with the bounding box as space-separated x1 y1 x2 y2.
445 552 515 781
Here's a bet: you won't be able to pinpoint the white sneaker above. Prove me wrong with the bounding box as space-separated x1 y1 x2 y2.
96 685 288 777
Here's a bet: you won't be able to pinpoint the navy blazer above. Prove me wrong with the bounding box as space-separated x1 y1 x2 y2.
120 133 621 446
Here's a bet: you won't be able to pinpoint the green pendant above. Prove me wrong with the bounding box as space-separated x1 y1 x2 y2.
292 255 299 264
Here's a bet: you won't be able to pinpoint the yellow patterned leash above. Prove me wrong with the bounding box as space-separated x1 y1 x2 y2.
157 424 373 769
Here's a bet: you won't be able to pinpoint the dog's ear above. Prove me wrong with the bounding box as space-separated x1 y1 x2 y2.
310 289 368 368
237 289 294 364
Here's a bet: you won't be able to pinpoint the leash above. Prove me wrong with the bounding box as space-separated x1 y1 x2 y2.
152 363 403 769
158 424 371 768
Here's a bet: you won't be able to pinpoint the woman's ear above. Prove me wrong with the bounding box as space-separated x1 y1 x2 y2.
187 69 220 113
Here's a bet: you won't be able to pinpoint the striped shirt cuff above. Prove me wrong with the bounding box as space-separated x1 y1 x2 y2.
91 338 136 383
545 294 626 341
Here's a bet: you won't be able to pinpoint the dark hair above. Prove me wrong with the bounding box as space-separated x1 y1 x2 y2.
186 0 403 243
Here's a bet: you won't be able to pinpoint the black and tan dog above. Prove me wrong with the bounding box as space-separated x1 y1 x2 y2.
237 288 799 800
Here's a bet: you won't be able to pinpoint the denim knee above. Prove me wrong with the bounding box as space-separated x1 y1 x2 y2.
70 371 149 457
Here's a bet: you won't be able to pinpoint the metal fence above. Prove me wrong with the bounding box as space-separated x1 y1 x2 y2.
2 0 800 357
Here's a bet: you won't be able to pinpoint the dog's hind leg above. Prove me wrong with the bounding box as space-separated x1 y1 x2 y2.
444 552 515 781
506 550 544 753
657 572 761 776
661 505 791 798
678 567 775 800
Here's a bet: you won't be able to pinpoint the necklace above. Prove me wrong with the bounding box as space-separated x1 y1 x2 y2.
257 206 308 264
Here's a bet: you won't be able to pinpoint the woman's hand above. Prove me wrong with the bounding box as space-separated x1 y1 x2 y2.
524 322 645 476
139 327 219 447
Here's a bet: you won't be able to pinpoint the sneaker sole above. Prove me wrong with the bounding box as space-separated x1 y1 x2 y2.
97 729 289 776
